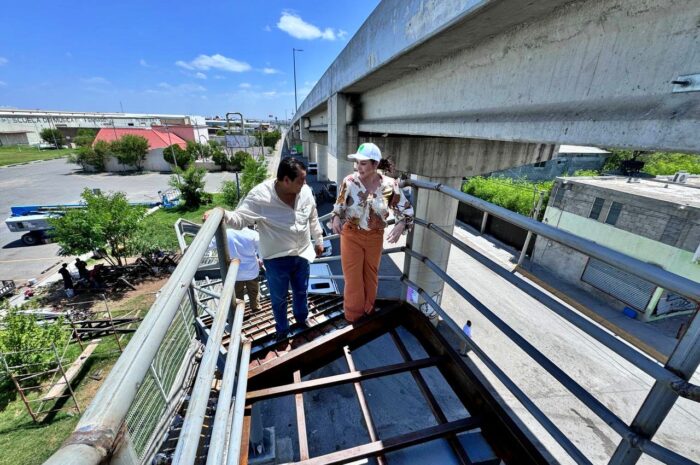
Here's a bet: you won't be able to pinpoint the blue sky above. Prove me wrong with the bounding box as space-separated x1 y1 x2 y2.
0 0 380 119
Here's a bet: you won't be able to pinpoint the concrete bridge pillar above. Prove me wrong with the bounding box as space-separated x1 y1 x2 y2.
309 132 328 181
328 93 355 183
300 118 311 162
365 135 555 307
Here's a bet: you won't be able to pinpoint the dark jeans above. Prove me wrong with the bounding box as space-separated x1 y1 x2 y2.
263 256 310 335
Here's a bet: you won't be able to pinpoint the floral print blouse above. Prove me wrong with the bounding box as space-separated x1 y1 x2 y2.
332 173 414 231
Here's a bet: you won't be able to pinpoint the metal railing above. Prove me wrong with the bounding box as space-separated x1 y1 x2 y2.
399 178 700 465
43 179 699 465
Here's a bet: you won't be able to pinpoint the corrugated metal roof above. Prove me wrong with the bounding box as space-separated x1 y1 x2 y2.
93 127 187 149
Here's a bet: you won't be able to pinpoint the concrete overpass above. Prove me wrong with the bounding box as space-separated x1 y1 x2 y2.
286 0 699 316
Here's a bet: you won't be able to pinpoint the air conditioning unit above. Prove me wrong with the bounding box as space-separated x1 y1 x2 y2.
672 171 689 183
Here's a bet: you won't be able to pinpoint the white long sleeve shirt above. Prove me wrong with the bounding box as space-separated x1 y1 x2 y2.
223 179 324 262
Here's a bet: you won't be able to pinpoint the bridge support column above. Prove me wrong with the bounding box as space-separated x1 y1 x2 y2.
367 135 555 308
328 93 355 183
300 119 311 162
310 132 328 181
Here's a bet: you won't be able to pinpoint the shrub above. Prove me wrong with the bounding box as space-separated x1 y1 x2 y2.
462 177 553 219
169 165 209 208
573 169 600 176
216 129 226 136
240 155 268 198
163 144 193 168
209 140 228 169
112 134 149 170
0 305 70 376
39 128 65 148
69 140 109 171
230 151 251 172
221 180 240 207
73 128 97 147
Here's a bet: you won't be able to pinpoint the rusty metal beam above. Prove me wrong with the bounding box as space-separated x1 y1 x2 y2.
389 329 472 465
343 346 386 465
247 356 442 402
293 417 480 465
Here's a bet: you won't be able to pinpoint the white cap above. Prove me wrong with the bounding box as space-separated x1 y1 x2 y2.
348 143 381 162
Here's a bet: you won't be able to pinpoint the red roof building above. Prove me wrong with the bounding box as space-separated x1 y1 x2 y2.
93 127 187 149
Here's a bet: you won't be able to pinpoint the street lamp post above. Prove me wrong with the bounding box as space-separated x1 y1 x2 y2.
292 48 303 113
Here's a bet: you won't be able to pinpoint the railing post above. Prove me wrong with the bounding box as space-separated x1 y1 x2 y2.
402 183 418 306
517 190 544 267
215 218 231 282
480 211 488 233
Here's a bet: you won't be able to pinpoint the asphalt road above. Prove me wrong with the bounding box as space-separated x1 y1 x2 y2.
0 158 240 283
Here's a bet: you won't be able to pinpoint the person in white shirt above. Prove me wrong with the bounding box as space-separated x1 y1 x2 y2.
204 158 324 341
211 227 262 312
459 320 473 355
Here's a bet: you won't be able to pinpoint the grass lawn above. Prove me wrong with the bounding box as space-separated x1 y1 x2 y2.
0 287 159 465
0 146 75 167
140 193 229 252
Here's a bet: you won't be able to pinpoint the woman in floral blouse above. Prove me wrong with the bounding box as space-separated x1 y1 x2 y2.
330 143 414 322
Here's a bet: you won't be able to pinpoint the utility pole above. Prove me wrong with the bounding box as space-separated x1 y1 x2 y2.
292 48 303 113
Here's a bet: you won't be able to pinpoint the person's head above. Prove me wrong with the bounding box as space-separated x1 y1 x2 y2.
348 143 394 177
276 157 307 195
62 263 68 269
466 320 472 327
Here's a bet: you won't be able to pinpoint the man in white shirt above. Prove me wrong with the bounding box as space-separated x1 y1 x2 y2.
205 158 324 341
211 227 261 312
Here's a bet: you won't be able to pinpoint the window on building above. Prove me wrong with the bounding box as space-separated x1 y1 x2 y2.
128 123 134 127
605 201 623 225
589 197 605 220
660 216 683 246
533 161 546 168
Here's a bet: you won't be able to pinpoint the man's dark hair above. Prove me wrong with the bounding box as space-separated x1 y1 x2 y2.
277 157 306 181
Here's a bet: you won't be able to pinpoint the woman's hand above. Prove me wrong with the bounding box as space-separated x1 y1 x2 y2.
331 215 343 235
386 221 405 243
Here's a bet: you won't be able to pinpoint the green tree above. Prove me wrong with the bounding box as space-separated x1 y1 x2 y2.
112 134 149 170
73 128 97 147
163 143 193 168
572 169 600 176
216 129 226 136
240 155 268 198
69 139 110 171
230 150 251 172
641 152 700 175
254 129 281 148
0 305 69 376
48 189 146 266
169 165 209 208
209 140 228 169
39 128 65 148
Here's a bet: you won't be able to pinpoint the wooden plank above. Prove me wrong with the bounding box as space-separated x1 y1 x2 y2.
42 339 100 401
389 329 472 465
294 371 310 460
247 356 442 402
294 417 480 465
343 346 386 465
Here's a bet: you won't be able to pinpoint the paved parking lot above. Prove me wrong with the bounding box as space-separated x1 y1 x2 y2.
0 158 240 283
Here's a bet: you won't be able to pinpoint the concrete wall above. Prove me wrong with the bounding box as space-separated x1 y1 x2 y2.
534 207 700 284
0 133 31 146
104 148 173 172
490 155 609 181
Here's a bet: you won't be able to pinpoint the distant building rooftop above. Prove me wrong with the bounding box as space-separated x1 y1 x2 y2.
557 145 610 154
94 127 187 149
560 175 700 209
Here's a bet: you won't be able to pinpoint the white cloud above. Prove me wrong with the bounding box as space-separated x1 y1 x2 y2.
0 81 7 87
176 54 251 73
338 30 348 40
150 82 207 94
81 76 110 85
139 58 151 68
277 12 339 40
195 72 207 80
214 75 226 80
262 91 277 97
262 68 280 75
0 57 8 66
239 82 252 89
264 25 272 32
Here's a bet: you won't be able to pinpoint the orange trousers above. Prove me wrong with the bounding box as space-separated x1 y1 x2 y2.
340 224 384 322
